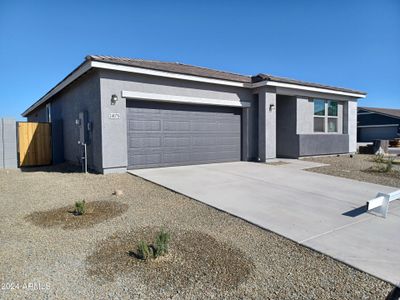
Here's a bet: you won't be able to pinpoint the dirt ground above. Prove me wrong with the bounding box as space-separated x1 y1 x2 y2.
0 166 394 299
304 154 400 188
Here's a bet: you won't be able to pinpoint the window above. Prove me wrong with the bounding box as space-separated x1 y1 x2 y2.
314 99 325 116
46 103 51 123
313 99 339 133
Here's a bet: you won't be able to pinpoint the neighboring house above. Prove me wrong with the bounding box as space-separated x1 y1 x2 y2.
357 107 400 142
22 55 366 173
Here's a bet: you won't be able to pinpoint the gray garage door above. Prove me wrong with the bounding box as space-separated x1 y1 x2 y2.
127 100 242 169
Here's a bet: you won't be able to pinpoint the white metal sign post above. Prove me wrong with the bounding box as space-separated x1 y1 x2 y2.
367 190 400 218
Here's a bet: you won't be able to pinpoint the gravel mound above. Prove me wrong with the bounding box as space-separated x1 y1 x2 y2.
305 154 400 187
86 227 253 297
25 200 129 229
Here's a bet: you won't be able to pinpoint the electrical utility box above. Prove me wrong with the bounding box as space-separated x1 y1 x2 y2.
77 111 90 145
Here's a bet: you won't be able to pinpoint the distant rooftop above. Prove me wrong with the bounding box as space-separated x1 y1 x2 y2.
359 106 400 119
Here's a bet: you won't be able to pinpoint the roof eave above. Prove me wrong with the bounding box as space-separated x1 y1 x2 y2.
22 58 367 117
21 59 252 117
22 60 92 117
252 79 366 98
254 73 367 97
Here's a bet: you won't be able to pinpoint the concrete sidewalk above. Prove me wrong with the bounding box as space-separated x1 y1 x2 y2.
129 161 400 286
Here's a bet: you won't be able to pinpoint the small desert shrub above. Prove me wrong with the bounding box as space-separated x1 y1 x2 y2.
135 230 171 260
370 157 396 173
74 200 86 215
154 230 170 258
385 158 394 172
137 240 152 260
373 154 385 163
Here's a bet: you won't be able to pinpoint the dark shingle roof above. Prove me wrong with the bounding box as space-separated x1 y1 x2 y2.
87 55 252 83
88 55 366 94
253 74 366 95
22 55 367 117
358 107 400 119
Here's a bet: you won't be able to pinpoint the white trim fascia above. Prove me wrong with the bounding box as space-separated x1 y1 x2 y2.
121 90 251 108
22 61 92 116
252 81 268 89
254 80 366 98
92 61 252 88
358 124 399 128
22 59 366 117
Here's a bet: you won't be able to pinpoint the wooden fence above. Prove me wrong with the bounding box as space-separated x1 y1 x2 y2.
18 122 52 167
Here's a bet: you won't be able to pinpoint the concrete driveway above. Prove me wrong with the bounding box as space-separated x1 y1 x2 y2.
130 161 400 286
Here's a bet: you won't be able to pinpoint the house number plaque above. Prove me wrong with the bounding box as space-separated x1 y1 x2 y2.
108 113 121 119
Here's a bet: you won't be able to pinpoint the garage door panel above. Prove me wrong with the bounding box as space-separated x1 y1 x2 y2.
163 136 191 147
164 121 191 131
218 121 241 132
127 100 241 169
128 136 162 148
163 152 191 164
219 137 241 145
190 150 238 162
131 153 162 166
191 121 218 132
127 107 162 115
128 120 161 131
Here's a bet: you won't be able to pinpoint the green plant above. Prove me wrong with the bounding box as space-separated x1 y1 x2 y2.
74 200 86 215
137 240 152 260
384 157 394 173
373 154 385 163
154 229 170 258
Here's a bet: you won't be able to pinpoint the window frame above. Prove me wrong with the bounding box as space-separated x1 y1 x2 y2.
46 103 52 123
313 99 339 133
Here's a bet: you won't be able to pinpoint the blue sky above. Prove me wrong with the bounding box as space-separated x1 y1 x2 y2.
0 0 399 119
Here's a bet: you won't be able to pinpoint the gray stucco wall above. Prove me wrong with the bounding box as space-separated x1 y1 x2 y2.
276 96 298 158
347 100 357 152
276 95 351 158
296 97 313 134
26 71 102 172
276 86 356 155
99 70 255 173
255 86 276 160
296 97 344 135
0 118 17 169
298 134 349 156
27 106 47 122
294 96 349 156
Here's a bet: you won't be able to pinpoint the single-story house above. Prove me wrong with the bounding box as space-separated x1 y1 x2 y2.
22 55 366 174
357 107 400 142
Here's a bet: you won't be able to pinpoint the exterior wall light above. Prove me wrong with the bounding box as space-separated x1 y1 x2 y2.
111 94 118 105
269 104 275 111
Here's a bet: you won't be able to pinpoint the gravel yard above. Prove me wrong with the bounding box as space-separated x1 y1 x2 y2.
304 154 400 188
0 166 394 299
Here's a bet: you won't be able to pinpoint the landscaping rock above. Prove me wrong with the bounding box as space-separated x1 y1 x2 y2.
113 189 124 196
0 167 394 299
305 154 400 188
25 200 128 229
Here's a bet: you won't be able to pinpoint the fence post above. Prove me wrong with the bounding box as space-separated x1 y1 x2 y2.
0 118 18 169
